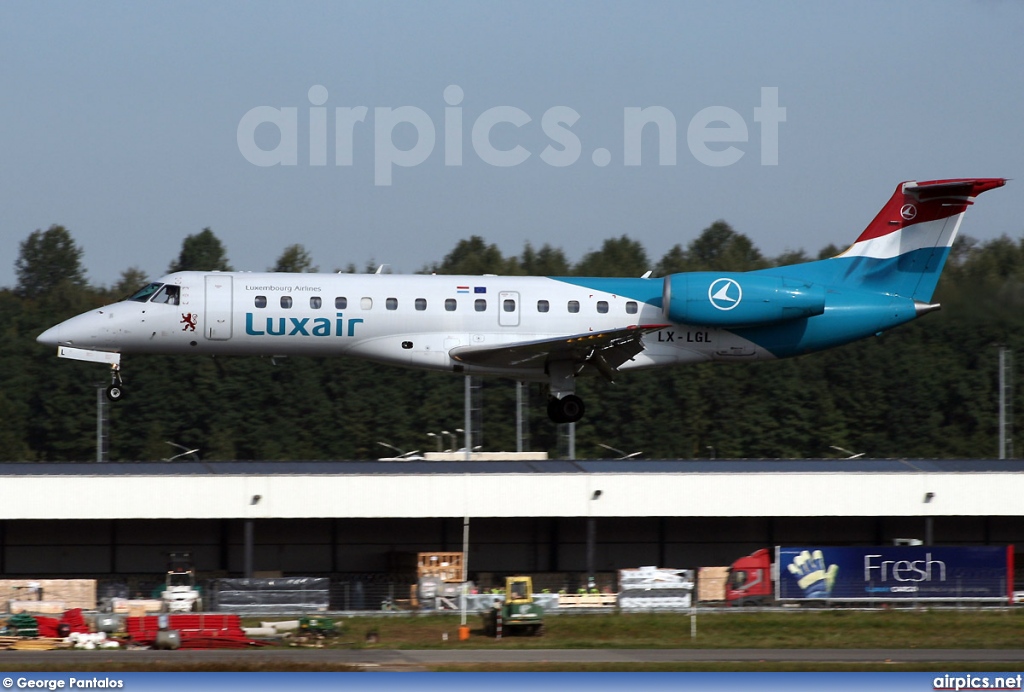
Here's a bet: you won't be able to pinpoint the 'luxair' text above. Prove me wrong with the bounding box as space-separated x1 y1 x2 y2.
245 313 363 337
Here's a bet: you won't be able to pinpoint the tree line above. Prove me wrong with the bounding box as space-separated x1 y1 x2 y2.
2 222 1022 462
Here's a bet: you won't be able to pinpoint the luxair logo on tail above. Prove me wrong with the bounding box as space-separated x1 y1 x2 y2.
246 313 363 337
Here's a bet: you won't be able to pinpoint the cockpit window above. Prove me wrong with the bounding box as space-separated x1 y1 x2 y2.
151 285 180 305
128 283 162 302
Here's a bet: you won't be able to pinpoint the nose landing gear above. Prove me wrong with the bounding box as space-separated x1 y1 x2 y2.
106 365 124 402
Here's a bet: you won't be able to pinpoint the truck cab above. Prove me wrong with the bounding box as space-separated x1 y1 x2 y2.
725 548 774 606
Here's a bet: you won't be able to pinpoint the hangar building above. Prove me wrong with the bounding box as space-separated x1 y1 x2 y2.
1 459 1021 605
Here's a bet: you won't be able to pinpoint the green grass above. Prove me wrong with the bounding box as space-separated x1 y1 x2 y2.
338 608 1024 650
4 609 1021 672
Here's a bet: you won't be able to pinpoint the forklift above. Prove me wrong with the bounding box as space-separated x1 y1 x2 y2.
480 576 544 637
161 552 201 612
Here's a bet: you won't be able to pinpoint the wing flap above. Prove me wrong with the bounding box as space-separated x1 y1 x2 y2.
449 324 668 374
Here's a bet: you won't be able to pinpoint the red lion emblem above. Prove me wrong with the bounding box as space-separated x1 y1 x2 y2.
181 313 198 332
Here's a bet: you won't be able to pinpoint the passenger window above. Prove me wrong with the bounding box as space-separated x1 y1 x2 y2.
475 299 487 312
568 300 580 313
255 296 267 308
281 296 293 309
445 298 457 312
503 299 516 312
626 301 638 314
310 297 322 309
415 298 427 311
597 301 609 314
386 297 398 310
335 297 348 309
361 297 372 310
537 300 549 313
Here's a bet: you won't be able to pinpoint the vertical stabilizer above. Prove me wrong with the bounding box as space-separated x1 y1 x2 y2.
833 178 1005 301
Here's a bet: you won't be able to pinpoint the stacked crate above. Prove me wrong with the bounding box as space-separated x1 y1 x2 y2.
417 552 464 582
411 552 465 608
0 579 97 612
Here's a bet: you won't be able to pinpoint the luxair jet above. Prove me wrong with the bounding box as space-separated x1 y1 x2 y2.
38 178 1005 423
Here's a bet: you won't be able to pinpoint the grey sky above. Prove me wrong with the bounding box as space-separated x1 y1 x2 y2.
2 0 1021 289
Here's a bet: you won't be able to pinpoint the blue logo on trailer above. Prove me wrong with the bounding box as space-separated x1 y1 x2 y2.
778 546 1011 601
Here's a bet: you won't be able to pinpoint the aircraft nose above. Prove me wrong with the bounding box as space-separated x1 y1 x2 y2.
36 311 113 349
36 324 62 348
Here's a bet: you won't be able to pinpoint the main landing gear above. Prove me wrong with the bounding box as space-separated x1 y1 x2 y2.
106 365 124 402
546 360 586 424
547 395 585 424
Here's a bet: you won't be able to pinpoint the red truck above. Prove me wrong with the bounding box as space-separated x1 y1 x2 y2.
725 548 775 606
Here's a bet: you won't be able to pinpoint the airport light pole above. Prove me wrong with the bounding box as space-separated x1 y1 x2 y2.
586 489 602 590
464 376 472 462
516 381 525 453
95 384 108 463
998 346 1013 459
461 472 470 632
426 432 442 453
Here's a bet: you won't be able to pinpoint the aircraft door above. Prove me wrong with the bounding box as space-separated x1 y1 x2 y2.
499 291 520 327
204 274 233 340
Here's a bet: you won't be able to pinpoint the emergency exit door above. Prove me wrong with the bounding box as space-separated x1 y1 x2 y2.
499 291 520 327
205 274 233 340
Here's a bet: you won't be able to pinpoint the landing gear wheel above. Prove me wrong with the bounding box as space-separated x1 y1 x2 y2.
547 395 585 424
106 366 124 402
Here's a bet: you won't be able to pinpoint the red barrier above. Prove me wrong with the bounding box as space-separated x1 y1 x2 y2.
60 608 90 634
126 614 266 648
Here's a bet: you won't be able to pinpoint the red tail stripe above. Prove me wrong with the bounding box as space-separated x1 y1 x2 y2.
854 178 1005 243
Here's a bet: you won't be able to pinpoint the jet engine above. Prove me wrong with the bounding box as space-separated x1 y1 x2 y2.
662 272 826 327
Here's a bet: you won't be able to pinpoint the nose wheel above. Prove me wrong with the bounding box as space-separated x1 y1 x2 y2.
106 366 124 402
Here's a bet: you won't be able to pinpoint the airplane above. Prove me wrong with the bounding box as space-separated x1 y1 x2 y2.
37 178 1006 424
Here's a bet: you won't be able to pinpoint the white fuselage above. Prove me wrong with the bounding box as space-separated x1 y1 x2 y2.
45 271 770 381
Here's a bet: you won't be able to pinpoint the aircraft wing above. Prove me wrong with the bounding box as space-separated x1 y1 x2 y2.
449 324 668 380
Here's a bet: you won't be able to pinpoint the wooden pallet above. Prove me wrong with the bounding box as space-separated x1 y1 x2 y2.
9 638 71 651
557 593 618 608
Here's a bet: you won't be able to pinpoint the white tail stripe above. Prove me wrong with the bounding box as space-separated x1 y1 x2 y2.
838 213 964 260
